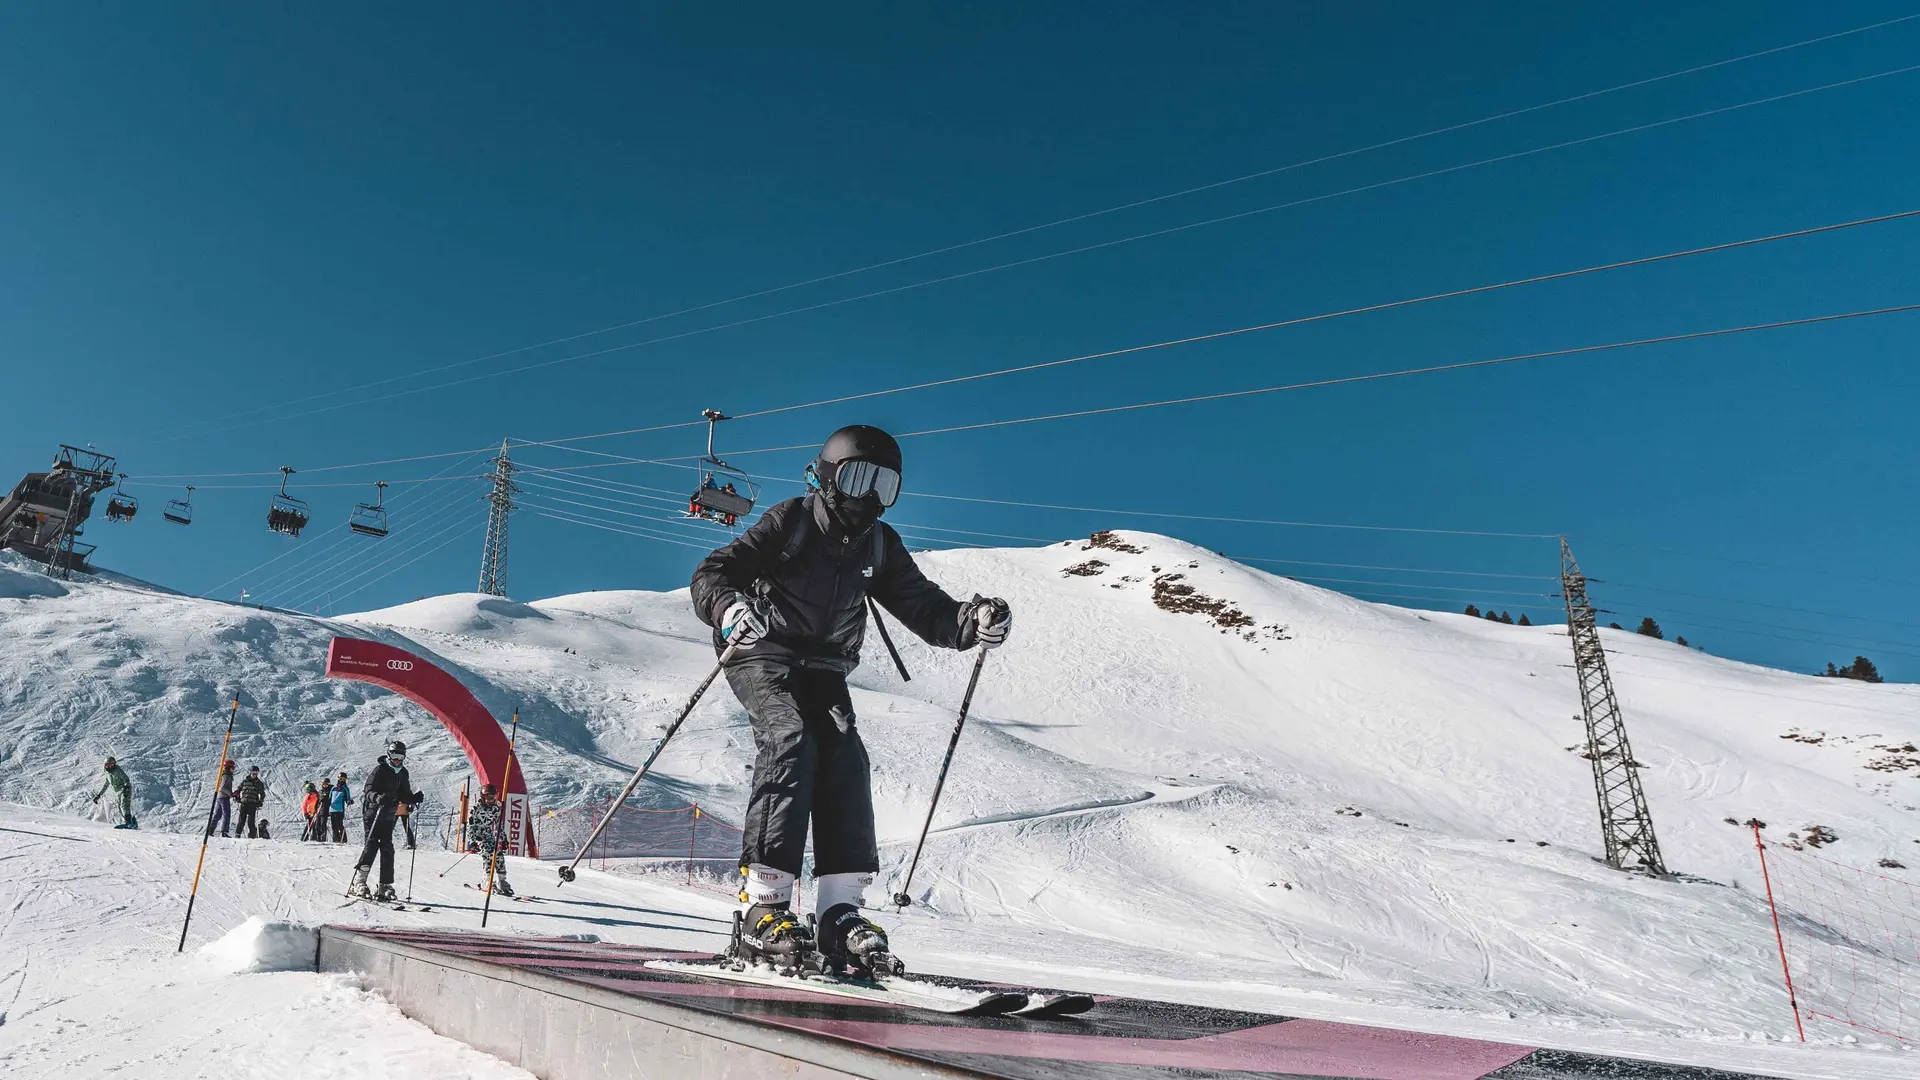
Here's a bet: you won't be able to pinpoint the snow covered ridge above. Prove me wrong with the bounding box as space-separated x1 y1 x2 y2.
1 534 1917 1055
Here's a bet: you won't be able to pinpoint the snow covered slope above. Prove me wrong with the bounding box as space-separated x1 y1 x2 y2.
1 535 1916 1075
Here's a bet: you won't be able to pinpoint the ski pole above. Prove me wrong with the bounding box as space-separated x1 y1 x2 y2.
559 643 738 885
438 850 473 878
892 649 988 908
178 698 241 953
405 830 419 903
481 709 521 929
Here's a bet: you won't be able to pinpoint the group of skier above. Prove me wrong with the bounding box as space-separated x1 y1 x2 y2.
297 770 359 842
207 760 268 837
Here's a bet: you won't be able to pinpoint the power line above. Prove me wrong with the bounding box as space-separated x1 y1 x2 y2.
321 518 491 614
264 472 486 608
524 505 714 550
1284 575 1555 599
150 61 1920 441
1233 555 1558 580
143 11 1920 444
1599 579 1920 632
286 503 487 612
860 302 1920 444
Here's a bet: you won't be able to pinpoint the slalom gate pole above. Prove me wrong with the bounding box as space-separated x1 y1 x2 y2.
558 643 738 886
1753 823 1807 1042
177 698 241 953
892 649 988 908
687 804 699 886
481 709 522 929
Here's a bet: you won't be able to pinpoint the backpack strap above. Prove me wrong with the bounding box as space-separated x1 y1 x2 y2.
774 500 812 568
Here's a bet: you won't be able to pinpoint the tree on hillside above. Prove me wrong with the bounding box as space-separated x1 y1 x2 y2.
1675 635 1689 648
1821 656 1884 683
1498 611 1514 624
1636 617 1664 640
1463 604 1480 618
1608 622 1624 630
1517 613 1532 626
1484 609 1500 621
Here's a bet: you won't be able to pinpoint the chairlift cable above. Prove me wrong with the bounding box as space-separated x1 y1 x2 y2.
138 15 1920 445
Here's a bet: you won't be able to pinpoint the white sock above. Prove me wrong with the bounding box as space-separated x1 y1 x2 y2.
741 864 796 908
814 871 874 921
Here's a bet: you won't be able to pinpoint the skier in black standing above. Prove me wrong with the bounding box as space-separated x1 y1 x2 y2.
234 765 266 838
690 425 1013 974
348 741 423 901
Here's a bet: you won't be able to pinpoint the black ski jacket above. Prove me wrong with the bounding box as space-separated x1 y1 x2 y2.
690 494 974 672
236 774 265 806
361 760 420 828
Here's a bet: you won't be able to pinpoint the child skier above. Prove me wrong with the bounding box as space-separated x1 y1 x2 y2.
468 783 513 897
299 782 320 840
689 424 1012 975
94 756 137 829
349 741 422 902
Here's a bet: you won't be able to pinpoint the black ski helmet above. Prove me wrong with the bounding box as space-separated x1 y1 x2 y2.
387 740 407 757
818 425 901 474
481 782 497 798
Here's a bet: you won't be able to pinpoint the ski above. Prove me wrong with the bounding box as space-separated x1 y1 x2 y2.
463 883 537 902
1014 992 1096 1018
647 959 1029 1016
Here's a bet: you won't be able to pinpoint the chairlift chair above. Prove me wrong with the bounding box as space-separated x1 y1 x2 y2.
348 481 390 538
162 486 194 526
266 467 311 537
104 474 139 523
686 409 757 527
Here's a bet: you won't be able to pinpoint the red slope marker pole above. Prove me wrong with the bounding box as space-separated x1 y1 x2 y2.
1753 823 1806 1042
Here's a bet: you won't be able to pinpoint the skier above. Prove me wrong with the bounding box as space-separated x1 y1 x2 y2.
314 779 333 844
299 782 320 840
348 741 423 902
94 755 137 829
235 765 266 838
689 424 1012 974
329 770 353 843
207 760 236 837
468 783 514 897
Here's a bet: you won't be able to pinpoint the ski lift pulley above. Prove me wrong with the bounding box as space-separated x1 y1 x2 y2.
348 480 390 538
104 474 139 523
163 486 194 526
266 467 310 537
687 409 757 527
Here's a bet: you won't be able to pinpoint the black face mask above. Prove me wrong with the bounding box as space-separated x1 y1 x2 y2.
825 487 884 532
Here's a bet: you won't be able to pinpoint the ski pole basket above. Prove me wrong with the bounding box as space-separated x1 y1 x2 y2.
348 480 390 538
162 485 194 526
103 474 139 523
266 467 311 537
686 409 757 527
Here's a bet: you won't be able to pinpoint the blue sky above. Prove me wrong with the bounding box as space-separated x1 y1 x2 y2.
2 3 1916 679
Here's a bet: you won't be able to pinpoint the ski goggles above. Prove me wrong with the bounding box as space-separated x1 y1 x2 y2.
833 459 901 507
388 753 406 767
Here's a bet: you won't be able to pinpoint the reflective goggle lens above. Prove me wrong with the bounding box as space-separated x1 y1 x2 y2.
834 460 901 506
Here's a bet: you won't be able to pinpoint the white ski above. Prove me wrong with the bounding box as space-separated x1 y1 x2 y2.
646 959 1027 1015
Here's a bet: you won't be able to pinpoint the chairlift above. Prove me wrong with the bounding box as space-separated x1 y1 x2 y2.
266 467 310 537
686 409 757 527
104 474 139 523
349 481 390 538
163 486 194 526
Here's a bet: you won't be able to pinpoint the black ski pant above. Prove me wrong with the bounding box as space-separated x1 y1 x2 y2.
399 814 416 849
356 815 398 885
236 802 260 838
728 659 877 878
330 810 347 842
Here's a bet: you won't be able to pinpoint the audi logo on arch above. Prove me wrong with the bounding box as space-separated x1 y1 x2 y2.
386 660 415 671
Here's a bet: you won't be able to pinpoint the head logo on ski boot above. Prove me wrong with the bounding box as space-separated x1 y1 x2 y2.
819 903 903 978
732 902 818 974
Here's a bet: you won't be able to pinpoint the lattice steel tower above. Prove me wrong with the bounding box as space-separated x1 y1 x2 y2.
477 439 517 597
1560 537 1666 874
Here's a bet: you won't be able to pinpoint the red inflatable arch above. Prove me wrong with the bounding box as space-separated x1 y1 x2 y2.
325 636 534 855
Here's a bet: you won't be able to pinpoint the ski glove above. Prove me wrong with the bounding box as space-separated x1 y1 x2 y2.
720 596 770 648
968 596 1013 650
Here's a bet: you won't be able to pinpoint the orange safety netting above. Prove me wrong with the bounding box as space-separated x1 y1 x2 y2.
537 799 743 867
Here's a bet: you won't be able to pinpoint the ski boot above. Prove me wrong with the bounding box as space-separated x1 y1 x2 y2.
728 902 818 974
495 877 515 898
347 866 374 900
819 903 904 979
373 883 399 903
